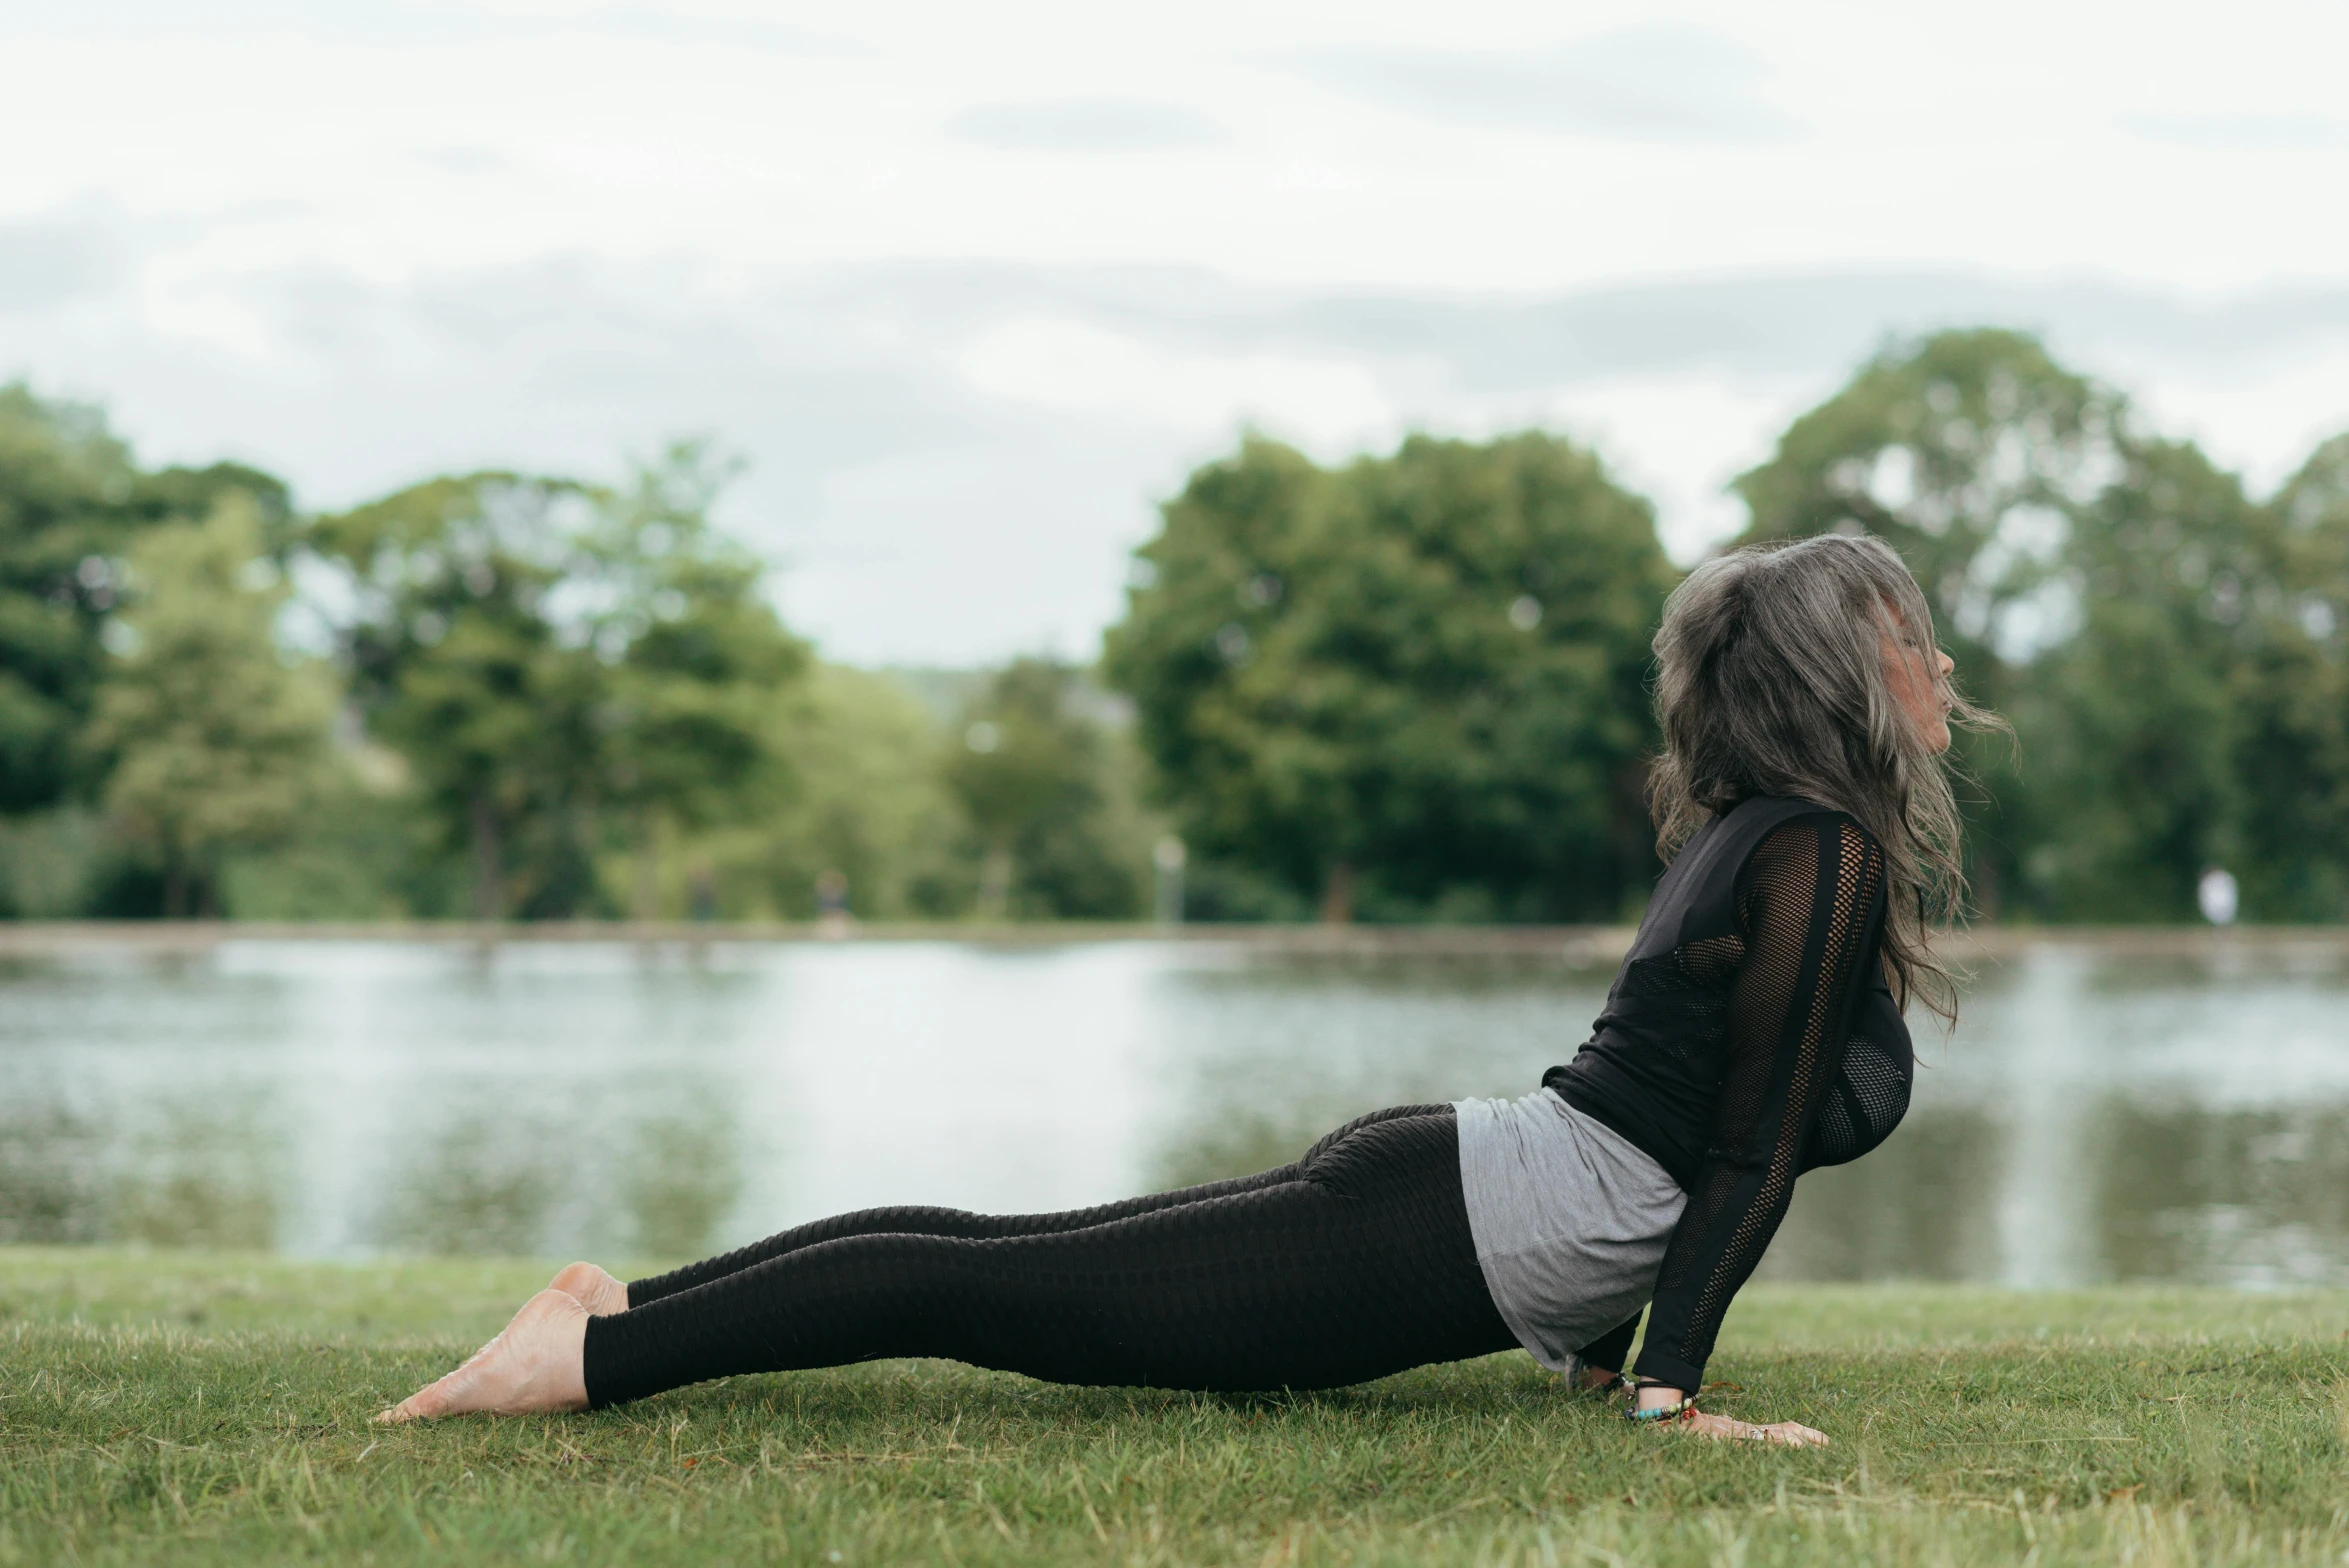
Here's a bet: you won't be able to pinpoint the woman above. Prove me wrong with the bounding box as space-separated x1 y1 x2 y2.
381 532 1979 1446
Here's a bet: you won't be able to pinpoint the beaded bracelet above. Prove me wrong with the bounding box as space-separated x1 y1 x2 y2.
1626 1399 1697 1424
1624 1393 1698 1424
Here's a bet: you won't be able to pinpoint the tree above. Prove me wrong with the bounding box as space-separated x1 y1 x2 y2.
1105 431 1674 922
2235 431 2349 918
941 659 1147 920
83 498 334 916
306 473 600 920
692 664 964 920
306 451 808 921
0 383 293 816
1731 330 2130 909
1733 329 2124 677
577 444 809 917
2014 441 2275 917
1731 333 2349 921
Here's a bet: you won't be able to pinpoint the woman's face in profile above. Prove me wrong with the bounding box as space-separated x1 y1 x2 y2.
1882 614 1955 754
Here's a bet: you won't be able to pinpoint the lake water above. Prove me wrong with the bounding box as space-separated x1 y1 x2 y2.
2 933 2346 1287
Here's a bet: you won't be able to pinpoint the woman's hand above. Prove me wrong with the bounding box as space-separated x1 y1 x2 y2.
1634 1383 1828 1446
1677 1409 1829 1447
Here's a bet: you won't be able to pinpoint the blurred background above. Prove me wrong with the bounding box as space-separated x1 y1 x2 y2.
3 1 2348 1279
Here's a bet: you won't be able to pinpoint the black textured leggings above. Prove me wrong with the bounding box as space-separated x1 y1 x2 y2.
582 1104 1518 1406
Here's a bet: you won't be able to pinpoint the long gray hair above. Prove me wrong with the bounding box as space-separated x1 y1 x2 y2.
1647 532 1995 1024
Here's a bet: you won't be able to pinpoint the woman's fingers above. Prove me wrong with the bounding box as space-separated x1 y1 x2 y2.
1670 1410 1831 1446
1757 1420 1830 1447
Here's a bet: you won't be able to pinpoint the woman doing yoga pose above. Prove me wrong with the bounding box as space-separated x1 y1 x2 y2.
380 532 1983 1446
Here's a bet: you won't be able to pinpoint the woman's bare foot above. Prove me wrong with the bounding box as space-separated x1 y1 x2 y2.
548 1261 629 1316
375 1289 590 1423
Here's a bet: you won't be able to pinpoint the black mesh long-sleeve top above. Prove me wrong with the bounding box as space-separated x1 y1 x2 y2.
1545 794 1912 1393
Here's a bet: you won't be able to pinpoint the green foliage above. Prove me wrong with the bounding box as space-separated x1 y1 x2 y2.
1730 330 2127 914
688 664 965 920
307 470 601 918
0 388 148 814
81 499 335 916
1733 329 2122 684
1106 432 1674 923
578 446 810 914
25 354 2349 929
2247 433 2349 919
674 662 1153 923
6 1252 2349 1565
305 449 807 920
943 659 1149 919
216 779 467 920
2015 442 2287 918
0 380 1165 926
1741 330 2349 922
0 385 295 817
0 806 111 918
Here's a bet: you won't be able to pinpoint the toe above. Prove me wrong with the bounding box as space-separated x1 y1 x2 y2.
380 1367 467 1423
375 1388 437 1424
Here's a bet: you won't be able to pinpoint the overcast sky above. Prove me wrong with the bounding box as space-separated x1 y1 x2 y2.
4 0 2347 663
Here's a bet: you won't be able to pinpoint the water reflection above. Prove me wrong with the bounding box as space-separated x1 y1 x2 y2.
1 934 2347 1286
1762 1107 2005 1281
376 1115 567 1256
620 1108 745 1260
0 1101 108 1244
1139 956 1608 1190
2093 1105 2349 1286
117 1103 284 1249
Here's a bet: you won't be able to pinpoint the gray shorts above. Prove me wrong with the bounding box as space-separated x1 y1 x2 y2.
1453 1088 1687 1372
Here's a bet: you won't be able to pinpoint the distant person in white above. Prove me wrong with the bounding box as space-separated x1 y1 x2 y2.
2198 868 2239 926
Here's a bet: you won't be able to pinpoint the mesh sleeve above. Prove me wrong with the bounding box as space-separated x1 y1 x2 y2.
1631 815 1886 1394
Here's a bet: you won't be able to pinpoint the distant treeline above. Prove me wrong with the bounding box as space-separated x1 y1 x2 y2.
4 327 2348 924
0 426 1153 924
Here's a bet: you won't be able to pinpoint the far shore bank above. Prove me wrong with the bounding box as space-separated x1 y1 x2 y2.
1 918 2341 965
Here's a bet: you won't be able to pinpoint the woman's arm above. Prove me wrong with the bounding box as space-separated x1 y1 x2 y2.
1631 814 1887 1437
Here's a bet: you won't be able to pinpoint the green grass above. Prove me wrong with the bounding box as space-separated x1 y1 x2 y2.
3 1250 2347 1565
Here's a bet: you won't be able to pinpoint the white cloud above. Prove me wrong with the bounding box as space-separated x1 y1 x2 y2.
2123 114 2349 149
951 102 1222 152
3 1 2349 661
1296 27 1797 143
949 313 1396 442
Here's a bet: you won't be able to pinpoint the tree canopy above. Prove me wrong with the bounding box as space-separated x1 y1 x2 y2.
1736 330 2349 922
943 659 1148 920
12 340 2349 929
303 448 808 920
0 384 291 816
1105 431 1675 922
84 497 333 916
